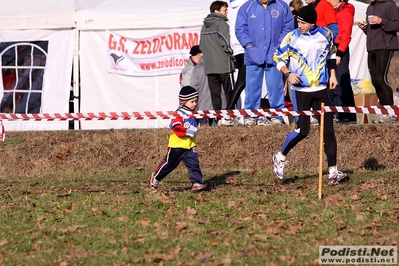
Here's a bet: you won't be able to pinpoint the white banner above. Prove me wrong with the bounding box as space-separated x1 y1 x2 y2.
106 29 200 77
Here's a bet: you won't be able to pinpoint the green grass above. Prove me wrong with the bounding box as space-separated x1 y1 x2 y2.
1 169 398 265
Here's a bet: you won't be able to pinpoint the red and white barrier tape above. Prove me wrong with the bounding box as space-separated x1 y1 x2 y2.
325 105 399 115
1 105 399 122
0 108 318 121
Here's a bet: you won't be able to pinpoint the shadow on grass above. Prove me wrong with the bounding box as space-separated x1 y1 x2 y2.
166 171 241 192
205 171 241 191
363 157 386 171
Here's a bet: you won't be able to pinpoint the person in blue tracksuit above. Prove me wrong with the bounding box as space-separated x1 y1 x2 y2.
235 0 294 125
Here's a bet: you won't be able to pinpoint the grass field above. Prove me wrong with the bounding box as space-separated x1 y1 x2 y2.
1 166 398 265
1 123 399 265
0 39 398 266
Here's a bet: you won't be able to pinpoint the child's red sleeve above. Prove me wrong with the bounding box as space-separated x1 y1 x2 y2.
171 113 187 137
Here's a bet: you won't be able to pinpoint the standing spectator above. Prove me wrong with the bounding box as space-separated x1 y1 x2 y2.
290 0 304 28
328 0 357 124
200 1 235 122
191 56 226 126
226 0 248 111
236 0 294 126
272 5 349 184
180 45 202 87
306 0 338 39
150 86 206 192
358 0 399 123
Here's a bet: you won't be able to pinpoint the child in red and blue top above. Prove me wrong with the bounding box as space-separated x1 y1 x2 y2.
150 86 206 191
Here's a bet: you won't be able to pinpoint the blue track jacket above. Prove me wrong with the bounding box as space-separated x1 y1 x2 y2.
235 0 294 65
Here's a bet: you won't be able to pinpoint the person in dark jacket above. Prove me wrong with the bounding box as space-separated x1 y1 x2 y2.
200 1 235 114
358 0 399 123
190 56 227 126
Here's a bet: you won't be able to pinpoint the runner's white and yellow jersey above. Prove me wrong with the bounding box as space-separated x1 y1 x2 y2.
274 26 336 92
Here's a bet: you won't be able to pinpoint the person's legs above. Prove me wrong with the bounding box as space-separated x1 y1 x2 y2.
281 90 312 155
181 147 203 185
153 148 184 181
319 88 349 186
313 89 337 167
265 64 285 122
220 73 234 109
207 74 223 110
335 50 356 122
368 50 395 105
244 65 263 109
273 90 312 179
227 53 246 109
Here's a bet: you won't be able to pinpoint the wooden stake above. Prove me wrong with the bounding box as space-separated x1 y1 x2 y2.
318 103 325 200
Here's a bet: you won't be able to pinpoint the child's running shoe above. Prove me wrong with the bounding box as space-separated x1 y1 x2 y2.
150 172 159 189
192 182 207 192
272 152 285 180
327 171 349 186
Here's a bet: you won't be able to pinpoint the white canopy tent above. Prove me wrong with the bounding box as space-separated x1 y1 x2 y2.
0 0 371 131
76 0 210 129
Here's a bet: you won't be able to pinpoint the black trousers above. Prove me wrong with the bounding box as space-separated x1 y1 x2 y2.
281 89 337 167
207 73 233 110
334 49 356 122
368 50 395 105
226 53 246 110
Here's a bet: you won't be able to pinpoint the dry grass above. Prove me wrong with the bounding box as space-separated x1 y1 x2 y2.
1 124 399 177
1 125 399 265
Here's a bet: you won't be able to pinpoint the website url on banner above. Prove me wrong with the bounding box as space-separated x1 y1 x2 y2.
319 246 397 264
139 57 188 71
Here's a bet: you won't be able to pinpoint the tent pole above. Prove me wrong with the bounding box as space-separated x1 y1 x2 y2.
73 26 81 130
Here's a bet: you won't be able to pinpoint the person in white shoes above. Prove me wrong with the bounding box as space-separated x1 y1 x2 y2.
272 5 349 185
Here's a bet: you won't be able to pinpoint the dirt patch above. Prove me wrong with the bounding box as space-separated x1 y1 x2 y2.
1 124 398 176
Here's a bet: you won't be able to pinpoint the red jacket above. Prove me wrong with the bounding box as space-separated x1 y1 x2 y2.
334 2 355 57
314 0 337 27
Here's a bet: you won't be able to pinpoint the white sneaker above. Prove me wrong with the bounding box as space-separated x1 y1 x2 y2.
270 118 283 125
150 172 159 189
327 171 349 185
272 152 285 180
374 114 398 123
244 118 257 126
192 182 207 192
310 116 319 126
257 117 272 126
236 116 245 126
218 118 236 126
